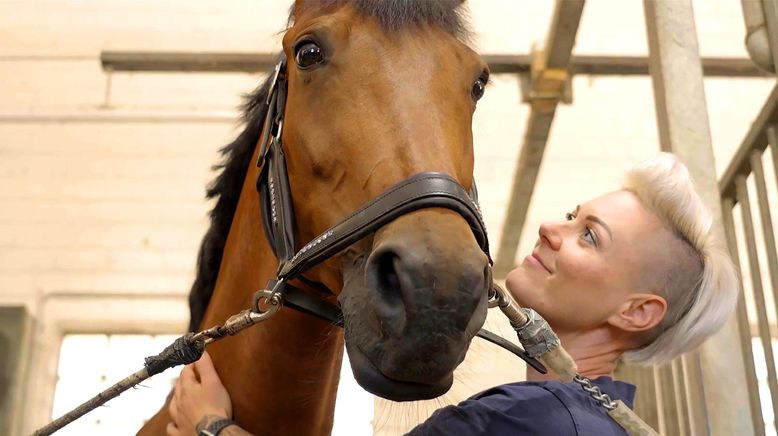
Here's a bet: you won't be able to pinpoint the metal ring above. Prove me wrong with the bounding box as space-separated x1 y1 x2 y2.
487 285 501 308
252 289 283 321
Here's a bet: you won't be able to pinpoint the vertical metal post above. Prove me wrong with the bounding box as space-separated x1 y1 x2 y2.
768 125 778 194
671 359 691 436
654 363 681 435
761 0 778 71
722 197 767 436
736 175 778 427
750 149 778 317
643 1 755 434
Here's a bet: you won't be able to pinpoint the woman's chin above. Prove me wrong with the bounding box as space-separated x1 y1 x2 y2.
504 270 541 307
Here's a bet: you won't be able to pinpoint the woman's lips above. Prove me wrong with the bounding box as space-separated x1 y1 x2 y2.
525 252 552 273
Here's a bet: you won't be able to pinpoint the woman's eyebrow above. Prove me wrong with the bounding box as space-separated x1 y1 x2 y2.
586 214 613 241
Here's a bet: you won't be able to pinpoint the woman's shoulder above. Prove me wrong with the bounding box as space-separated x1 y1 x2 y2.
408 383 573 435
499 376 637 436
407 377 636 436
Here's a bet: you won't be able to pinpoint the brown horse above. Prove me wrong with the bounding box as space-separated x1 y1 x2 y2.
140 1 491 434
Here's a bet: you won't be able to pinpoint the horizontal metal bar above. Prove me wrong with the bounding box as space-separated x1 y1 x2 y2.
100 51 767 77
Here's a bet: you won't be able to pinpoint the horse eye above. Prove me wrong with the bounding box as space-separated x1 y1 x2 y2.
295 42 324 69
472 78 486 101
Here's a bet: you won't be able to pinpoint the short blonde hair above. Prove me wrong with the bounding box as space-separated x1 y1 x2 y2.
620 153 739 365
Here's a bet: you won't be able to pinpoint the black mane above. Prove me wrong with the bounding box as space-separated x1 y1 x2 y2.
187 74 273 331
187 0 470 332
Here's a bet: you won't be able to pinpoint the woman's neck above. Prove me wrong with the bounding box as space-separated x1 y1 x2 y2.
526 327 628 382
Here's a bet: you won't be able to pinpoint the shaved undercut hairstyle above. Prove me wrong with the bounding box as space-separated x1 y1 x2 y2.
621 153 739 364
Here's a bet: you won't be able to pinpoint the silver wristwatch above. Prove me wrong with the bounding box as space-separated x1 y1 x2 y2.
197 417 235 436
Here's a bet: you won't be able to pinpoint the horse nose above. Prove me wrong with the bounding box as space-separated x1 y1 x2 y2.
365 243 489 337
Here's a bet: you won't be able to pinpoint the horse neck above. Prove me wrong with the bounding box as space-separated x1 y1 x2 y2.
200 152 344 435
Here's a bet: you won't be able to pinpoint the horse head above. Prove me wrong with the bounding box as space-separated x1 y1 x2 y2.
280 0 491 401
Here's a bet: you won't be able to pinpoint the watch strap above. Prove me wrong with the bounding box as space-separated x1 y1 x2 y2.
197 416 236 436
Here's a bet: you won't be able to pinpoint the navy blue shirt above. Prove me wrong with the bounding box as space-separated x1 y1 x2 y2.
408 376 636 436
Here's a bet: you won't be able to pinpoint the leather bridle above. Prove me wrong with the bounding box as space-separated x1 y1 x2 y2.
253 57 546 373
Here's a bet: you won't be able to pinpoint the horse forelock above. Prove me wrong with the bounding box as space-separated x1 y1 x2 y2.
290 0 472 43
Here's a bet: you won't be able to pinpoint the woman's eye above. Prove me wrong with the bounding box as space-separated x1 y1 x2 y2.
582 228 597 246
472 78 486 101
565 212 575 221
295 42 325 69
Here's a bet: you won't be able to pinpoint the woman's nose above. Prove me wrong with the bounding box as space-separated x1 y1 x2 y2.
538 222 563 250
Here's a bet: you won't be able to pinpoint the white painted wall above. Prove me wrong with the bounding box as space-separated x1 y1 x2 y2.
0 0 775 435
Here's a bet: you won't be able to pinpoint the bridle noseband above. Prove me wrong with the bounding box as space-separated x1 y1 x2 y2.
254 57 545 373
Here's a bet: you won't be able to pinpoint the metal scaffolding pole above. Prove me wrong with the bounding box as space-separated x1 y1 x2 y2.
99 52 764 77
492 0 586 277
644 1 755 434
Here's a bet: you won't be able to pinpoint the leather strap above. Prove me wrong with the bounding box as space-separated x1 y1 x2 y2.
277 172 490 279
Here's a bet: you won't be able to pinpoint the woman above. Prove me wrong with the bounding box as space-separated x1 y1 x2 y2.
165 153 739 435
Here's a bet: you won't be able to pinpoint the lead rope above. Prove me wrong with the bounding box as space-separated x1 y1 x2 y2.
490 283 659 436
31 289 282 436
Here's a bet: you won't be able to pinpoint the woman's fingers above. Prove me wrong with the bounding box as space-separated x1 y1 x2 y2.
194 351 221 387
180 362 198 383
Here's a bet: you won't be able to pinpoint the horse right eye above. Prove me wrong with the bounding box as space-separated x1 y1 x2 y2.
295 42 325 70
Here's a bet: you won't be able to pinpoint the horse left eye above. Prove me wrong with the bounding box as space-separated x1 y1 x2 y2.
472 78 486 101
295 42 325 69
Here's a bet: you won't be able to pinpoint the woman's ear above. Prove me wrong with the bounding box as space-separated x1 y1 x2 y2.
607 294 667 332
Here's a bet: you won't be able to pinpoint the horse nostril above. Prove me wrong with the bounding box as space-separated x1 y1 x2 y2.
366 249 407 333
376 251 401 293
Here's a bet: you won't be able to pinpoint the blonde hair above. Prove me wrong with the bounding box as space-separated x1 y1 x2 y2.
620 153 739 365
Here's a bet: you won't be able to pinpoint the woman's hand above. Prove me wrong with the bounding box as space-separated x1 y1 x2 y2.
166 351 233 436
